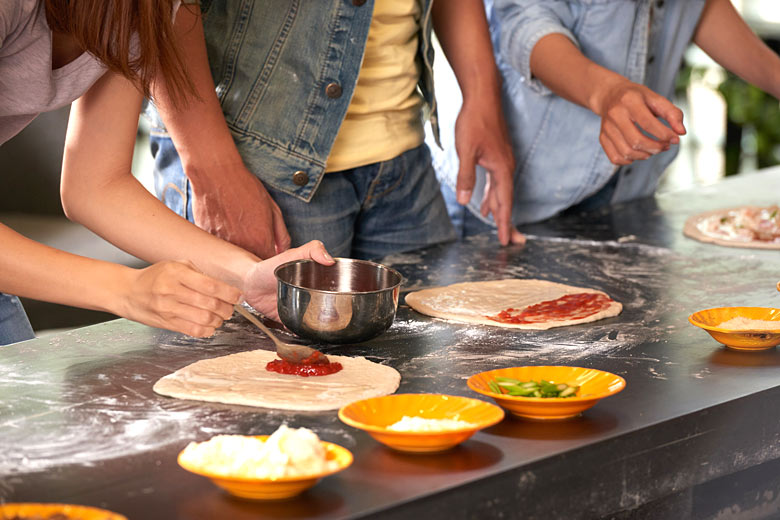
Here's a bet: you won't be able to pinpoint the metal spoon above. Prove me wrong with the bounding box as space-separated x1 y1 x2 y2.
234 304 329 364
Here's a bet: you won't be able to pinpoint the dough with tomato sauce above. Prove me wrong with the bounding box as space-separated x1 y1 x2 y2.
405 279 622 330
153 350 400 411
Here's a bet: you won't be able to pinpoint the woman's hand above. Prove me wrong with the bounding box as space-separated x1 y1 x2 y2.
118 261 242 337
241 240 335 321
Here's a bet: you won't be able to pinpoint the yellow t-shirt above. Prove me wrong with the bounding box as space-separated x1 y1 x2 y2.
325 0 424 172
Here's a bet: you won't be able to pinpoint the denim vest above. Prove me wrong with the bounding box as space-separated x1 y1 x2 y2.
429 0 706 225
146 0 438 202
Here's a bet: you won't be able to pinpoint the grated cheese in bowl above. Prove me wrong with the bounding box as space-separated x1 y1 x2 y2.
178 425 339 479
716 317 780 331
386 416 476 432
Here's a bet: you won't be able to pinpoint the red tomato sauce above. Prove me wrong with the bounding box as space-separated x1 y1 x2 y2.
487 293 613 324
266 358 343 377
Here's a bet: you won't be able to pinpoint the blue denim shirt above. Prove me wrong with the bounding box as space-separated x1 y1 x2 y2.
146 0 439 203
429 0 706 225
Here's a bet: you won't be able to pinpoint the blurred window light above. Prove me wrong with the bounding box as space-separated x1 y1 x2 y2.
740 0 780 32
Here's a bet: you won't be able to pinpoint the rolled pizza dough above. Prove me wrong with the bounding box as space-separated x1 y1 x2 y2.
405 279 622 330
153 350 401 411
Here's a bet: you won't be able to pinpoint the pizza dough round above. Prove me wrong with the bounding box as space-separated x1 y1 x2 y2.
153 350 401 411
683 206 780 250
405 279 622 330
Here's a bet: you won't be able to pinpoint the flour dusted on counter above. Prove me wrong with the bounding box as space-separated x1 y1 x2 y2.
179 425 338 479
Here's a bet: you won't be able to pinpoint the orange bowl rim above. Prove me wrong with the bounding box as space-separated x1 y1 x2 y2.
466 366 626 402
0 504 126 520
177 436 353 483
688 306 780 333
337 393 505 435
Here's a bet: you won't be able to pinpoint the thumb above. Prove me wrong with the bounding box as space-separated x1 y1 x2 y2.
510 228 527 245
647 93 686 136
294 240 335 266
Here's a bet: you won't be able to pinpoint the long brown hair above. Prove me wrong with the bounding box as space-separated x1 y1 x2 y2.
44 0 196 106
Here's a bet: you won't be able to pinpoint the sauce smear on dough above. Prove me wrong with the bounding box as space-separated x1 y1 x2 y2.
488 293 613 324
266 358 343 377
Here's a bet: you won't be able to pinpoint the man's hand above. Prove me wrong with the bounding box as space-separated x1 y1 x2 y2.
241 240 335 321
593 79 686 166
432 0 525 246
189 163 290 259
454 99 525 246
151 6 291 259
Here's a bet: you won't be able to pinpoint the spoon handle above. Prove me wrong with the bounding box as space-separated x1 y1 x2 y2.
234 304 285 349
234 304 327 364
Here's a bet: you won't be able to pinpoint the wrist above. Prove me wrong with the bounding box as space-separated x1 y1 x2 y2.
588 73 627 117
459 65 503 106
98 264 138 318
184 156 256 193
215 251 261 292
178 137 246 185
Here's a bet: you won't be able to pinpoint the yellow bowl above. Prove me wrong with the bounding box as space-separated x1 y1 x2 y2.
338 394 505 453
467 366 626 420
689 307 780 351
0 503 126 520
177 436 353 500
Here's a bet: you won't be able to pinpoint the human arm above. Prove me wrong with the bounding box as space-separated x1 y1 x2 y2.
0 222 241 337
60 72 333 325
529 34 685 166
151 5 290 259
431 0 525 246
694 0 780 100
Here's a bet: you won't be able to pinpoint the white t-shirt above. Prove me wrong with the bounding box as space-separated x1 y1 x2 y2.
0 0 109 145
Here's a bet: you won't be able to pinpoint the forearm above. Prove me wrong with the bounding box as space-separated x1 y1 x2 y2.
432 0 502 105
0 224 133 315
529 33 627 115
530 34 684 163
63 171 258 288
61 72 259 289
694 0 780 99
153 4 247 181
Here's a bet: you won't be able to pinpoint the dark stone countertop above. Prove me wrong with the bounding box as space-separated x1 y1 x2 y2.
2 168 779 519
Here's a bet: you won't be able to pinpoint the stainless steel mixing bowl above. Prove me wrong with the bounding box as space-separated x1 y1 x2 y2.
274 258 403 344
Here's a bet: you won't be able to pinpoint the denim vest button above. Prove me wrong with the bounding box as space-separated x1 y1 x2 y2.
293 171 309 186
325 83 343 98
353 0 367 5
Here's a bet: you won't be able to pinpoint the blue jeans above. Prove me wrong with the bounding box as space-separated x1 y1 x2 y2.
440 183 497 239
150 139 456 260
561 173 620 215
0 293 35 346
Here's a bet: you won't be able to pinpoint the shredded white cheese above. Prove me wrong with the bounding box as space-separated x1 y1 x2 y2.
716 317 780 331
386 416 476 432
179 425 338 479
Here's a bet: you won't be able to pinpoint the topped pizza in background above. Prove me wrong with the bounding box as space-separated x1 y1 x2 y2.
683 205 780 250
